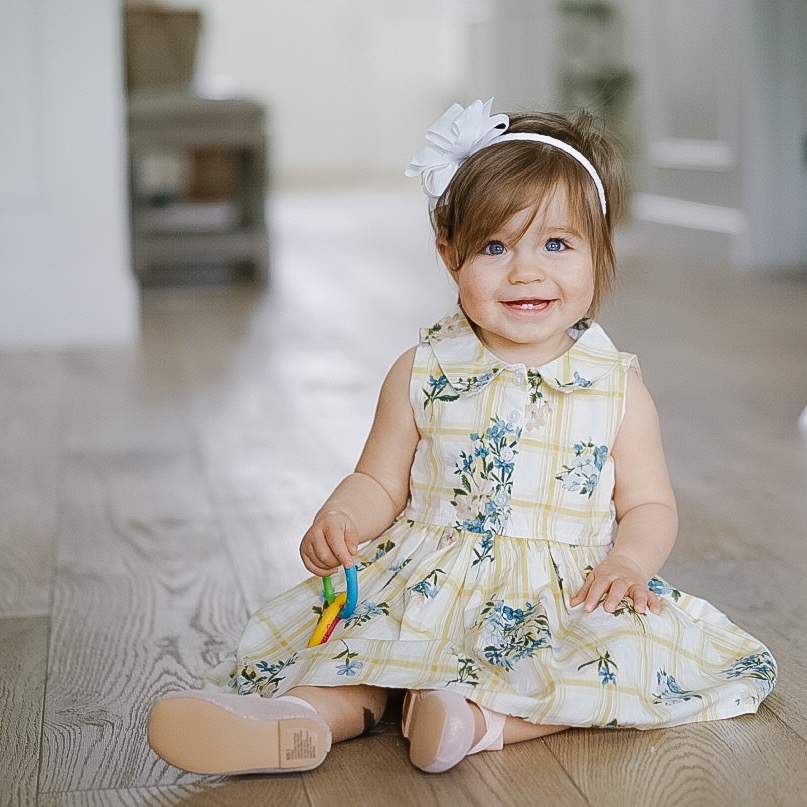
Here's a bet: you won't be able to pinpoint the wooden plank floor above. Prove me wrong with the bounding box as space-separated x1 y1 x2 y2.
1 189 806 806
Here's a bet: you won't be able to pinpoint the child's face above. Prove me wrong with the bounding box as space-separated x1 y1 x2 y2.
442 185 595 366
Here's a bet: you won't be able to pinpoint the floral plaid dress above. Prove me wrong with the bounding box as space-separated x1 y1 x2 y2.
214 309 776 729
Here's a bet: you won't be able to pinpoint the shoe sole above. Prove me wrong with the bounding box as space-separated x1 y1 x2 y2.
148 696 329 775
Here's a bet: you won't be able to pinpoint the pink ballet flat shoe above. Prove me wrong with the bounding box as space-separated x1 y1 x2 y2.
147 690 332 775
401 689 506 773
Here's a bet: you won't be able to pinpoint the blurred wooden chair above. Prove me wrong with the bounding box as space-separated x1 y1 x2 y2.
124 2 269 284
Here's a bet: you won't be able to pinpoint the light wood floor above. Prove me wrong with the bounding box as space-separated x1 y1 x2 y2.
2 190 806 806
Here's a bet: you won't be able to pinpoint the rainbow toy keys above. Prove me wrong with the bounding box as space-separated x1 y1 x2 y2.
307 565 358 647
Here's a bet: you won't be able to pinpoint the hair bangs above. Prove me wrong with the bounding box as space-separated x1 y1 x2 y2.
431 109 625 315
437 144 598 271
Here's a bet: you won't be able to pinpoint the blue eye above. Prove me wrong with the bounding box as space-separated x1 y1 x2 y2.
545 238 567 252
482 240 506 255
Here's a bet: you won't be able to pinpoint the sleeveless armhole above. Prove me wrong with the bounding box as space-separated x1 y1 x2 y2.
615 353 641 435
409 340 435 434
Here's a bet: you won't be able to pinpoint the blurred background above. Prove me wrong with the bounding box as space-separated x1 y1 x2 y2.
0 0 805 347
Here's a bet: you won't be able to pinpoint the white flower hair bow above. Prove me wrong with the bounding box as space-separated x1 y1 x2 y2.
406 98 608 215
405 99 508 209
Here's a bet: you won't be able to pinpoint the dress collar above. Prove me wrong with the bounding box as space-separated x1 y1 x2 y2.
420 308 623 395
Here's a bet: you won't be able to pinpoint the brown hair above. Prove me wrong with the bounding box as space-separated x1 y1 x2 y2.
432 109 627 315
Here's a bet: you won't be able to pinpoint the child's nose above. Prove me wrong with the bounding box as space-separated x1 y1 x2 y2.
508 253 545 283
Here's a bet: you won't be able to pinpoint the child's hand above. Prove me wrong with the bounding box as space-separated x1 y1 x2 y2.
570 554 662 615
299 510 359 577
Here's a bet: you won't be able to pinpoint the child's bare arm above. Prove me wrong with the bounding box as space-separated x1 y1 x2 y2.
300 348 420 576
571 370 678 615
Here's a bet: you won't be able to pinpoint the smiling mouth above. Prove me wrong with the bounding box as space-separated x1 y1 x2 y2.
502 299 554 311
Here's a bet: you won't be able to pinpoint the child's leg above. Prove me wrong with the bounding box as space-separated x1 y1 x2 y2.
286 684 388 743
499 711 567 744
403 689 567 773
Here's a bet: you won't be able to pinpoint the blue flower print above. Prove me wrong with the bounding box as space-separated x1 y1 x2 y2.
354 539 395 572
648 577 682 602
454 370 496 393
722 652 776 699
332 641 364 677
556 438 609 497
578 650 618 686
573 371 593 388
555 370 593 390
429 374 448 395
463 517 485 534
477 599 552 670
422 370 499 410
422 373 459 409
234 653 298 696
411 579 437 599
494 446 515 475
451 416 521 562
343 600 390 629
382 558 412 588
357 602 386 619
472 534 494 566
652 669 703 706
414 580 436 598
336 659 364 676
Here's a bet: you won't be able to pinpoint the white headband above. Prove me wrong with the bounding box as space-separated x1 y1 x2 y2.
405 99 607 216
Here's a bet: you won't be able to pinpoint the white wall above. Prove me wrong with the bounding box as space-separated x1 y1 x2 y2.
624 0 807 271
0 0 139 350
168 0 475 187
740 1 807 269
466 0 557 113
166 1 572 188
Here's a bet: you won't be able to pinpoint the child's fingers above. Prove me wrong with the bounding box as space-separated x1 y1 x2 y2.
646 590 663 615
300 529 341 575
310 520 356 570
324 523 357 569
299 542 340 577
300 554 338 578
626 584 649 614
570 572 593 605
618 586 662 615
309 533 340 568
600 579 629 613
339 523 360 566
580 576 611 612
572 570 665 616
299 512 360 577
574 574 628 612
